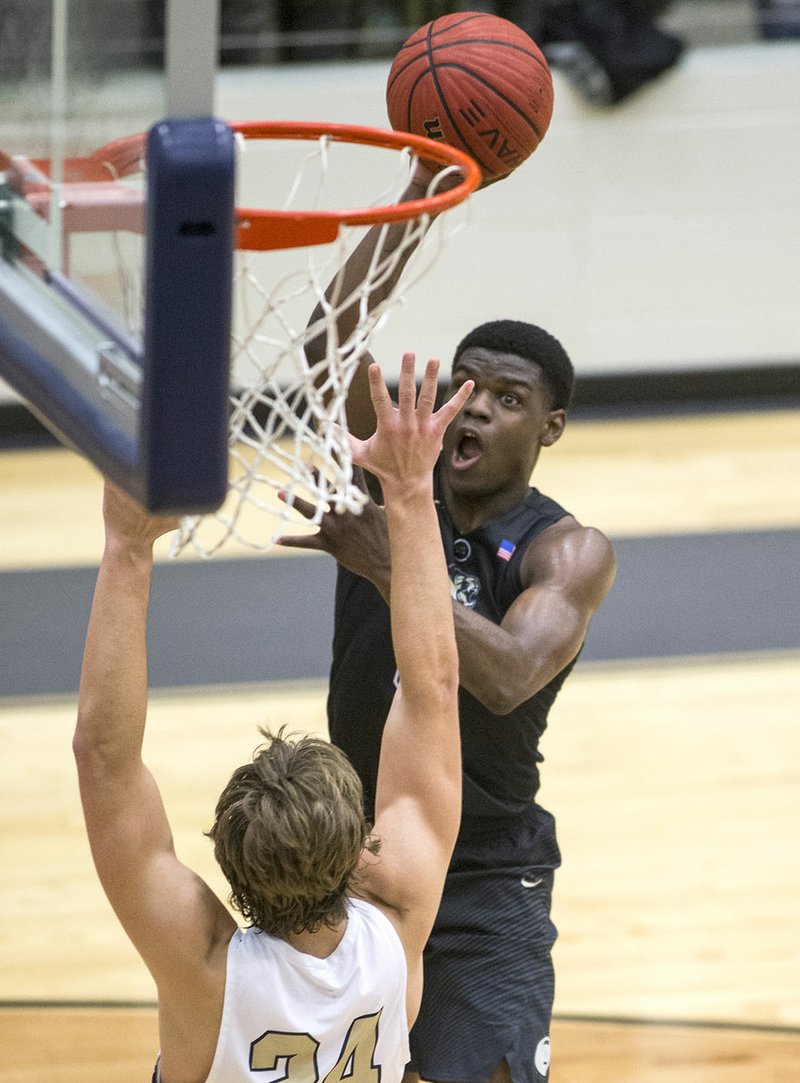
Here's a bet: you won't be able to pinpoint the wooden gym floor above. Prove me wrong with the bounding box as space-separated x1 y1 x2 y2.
1 404 799 1081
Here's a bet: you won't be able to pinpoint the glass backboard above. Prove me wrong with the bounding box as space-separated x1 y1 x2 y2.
0 0 234 512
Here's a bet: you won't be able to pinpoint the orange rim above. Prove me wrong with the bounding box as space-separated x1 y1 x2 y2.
90 121 482 251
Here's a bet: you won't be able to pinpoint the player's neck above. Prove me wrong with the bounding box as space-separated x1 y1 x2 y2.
442 478 530 534
284 918 348 959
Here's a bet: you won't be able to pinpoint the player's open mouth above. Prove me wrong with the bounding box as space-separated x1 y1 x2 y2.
452 431 483 470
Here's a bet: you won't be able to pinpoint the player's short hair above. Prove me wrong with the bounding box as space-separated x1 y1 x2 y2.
454 319 575 410
209 728 379 937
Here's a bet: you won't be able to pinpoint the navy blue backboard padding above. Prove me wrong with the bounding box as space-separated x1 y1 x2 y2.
141 118 235 513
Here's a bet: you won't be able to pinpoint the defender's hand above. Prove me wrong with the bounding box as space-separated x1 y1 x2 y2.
348 353 472 496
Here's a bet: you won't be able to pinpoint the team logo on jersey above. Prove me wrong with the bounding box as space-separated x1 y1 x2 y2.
453 537 472 562
449 568 480 608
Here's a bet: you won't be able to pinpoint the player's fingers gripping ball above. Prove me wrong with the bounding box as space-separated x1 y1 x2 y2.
386 11 554 183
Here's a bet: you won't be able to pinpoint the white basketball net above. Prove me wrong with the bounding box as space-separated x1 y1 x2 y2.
168 134 469 559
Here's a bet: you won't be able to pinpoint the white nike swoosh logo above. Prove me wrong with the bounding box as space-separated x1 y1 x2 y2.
521 876 543 889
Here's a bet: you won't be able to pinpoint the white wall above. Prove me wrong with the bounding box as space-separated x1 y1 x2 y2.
2 41 799 406
217 41 800 380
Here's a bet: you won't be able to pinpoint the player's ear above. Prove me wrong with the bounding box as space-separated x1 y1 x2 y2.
540 409 566 447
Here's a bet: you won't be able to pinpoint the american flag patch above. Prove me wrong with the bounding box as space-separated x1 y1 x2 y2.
497 539 516 562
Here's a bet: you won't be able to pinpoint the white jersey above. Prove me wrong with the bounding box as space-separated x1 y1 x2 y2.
204 897 410 1083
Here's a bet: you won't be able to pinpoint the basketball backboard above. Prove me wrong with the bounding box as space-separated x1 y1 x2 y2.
0 0 234 512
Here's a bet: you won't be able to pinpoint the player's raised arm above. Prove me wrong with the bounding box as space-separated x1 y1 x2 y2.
73 484 234 993
347 355 472 1004
304 167 442 441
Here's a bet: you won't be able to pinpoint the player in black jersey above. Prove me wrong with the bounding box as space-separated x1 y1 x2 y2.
278 171 617 1083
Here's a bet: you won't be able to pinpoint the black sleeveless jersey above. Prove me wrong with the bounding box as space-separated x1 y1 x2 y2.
327 469 577 863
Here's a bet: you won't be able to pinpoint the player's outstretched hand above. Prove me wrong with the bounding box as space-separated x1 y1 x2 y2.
276 466 391 587
349 353 473 498
407 156 502 197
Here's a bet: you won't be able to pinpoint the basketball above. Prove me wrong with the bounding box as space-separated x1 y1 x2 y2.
386 11 554 181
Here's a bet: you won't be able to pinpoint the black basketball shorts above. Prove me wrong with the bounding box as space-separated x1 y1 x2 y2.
408 864 557 1083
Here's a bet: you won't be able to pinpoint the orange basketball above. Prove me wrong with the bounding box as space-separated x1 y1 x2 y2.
386 11 554 181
